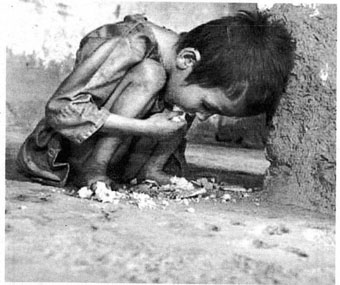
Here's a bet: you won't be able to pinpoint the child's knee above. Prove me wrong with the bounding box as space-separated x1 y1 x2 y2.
110 59 166 117
129 59 166 93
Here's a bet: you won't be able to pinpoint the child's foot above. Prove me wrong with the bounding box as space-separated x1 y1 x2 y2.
74 170 114 189
86 175 114 190
138 169 172 185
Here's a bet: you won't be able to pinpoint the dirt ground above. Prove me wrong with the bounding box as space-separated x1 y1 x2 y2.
5 130 335 284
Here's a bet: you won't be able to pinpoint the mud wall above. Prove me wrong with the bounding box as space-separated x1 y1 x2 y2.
264 4 336 214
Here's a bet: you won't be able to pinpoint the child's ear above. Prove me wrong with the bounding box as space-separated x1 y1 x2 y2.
176 48 201 70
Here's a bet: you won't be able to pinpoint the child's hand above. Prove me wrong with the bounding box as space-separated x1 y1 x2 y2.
146 111 187 138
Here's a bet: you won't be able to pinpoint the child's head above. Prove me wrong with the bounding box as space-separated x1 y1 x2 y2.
166 10 295 121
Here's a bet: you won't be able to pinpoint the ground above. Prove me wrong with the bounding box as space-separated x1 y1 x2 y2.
5 130 335 284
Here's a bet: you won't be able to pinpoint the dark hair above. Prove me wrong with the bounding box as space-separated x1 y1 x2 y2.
176 10 296 118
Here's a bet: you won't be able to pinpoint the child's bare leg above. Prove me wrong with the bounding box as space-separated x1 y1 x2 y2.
137 133 185 184
79 59 165 187
120 136 158 182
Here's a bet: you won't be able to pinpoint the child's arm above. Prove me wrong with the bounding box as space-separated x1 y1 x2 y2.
100 111 187 138
73 59 186 187
46 23 165 145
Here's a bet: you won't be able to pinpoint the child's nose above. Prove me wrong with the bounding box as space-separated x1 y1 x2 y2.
196 112 211 121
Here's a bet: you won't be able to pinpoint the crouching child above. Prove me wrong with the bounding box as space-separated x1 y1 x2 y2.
17 11 295 189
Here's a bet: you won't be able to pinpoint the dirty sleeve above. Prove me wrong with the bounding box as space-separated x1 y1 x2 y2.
45 20 154 144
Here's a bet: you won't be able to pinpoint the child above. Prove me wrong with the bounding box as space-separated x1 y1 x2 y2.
16 11 295 188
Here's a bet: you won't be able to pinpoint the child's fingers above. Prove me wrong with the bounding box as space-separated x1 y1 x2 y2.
167 111 185 119
171 117 187 125
169 119 187 133
146 112 187 137
168 111 186 124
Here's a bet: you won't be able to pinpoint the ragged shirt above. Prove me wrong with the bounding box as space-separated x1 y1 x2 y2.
16 14 169 187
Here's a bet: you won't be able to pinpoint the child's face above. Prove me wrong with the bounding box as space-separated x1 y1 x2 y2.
165 47 247 121
165 76 246 121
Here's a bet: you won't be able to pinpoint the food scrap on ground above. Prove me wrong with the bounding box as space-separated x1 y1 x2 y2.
186 207 195 213
129 192 157 209
78 186 93 199
94 182 126 203
221 193 231 201
76 176 257 209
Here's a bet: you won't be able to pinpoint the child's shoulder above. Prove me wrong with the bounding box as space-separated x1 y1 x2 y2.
82 14 151 41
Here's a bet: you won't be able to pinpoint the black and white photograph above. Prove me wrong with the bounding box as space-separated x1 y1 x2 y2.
4 1 336 283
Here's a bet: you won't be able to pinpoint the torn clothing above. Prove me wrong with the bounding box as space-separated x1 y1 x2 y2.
16 15 188 187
